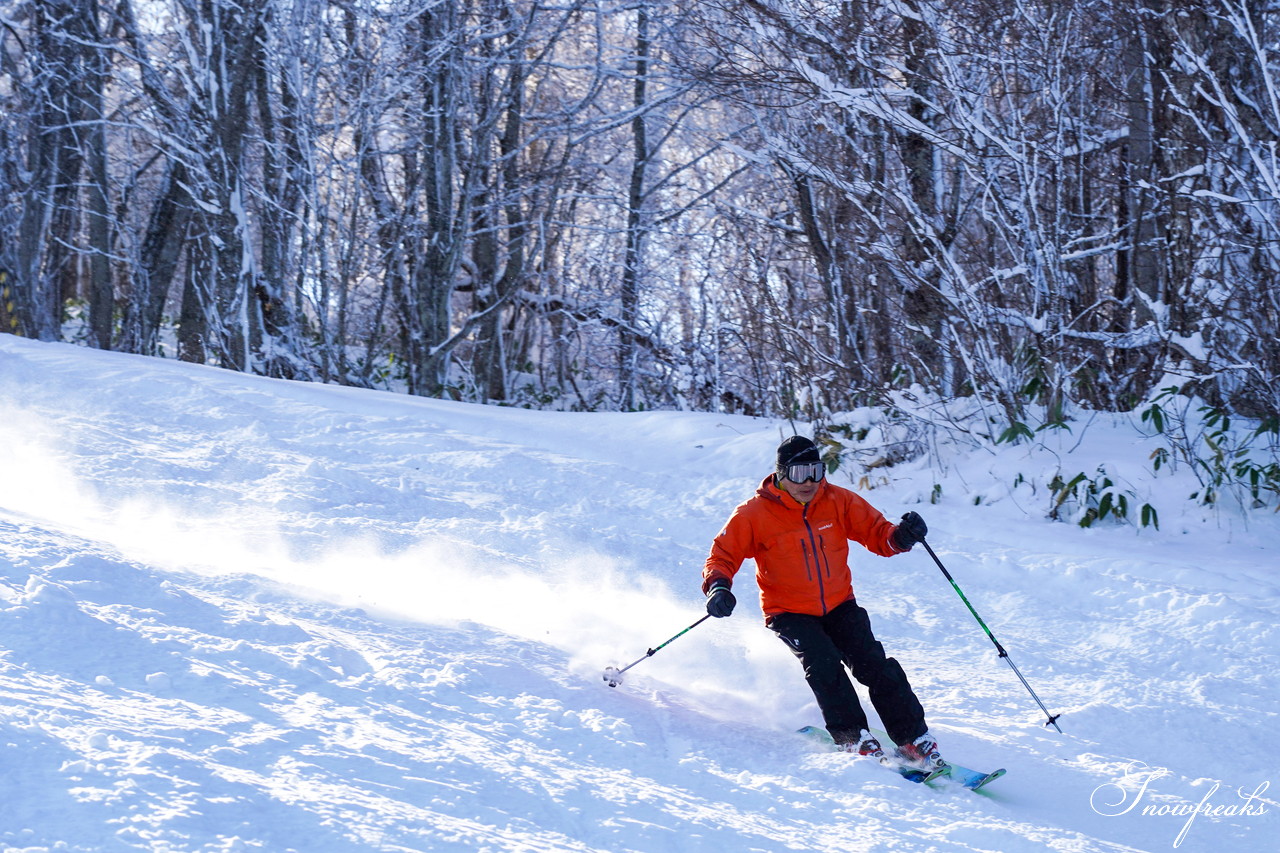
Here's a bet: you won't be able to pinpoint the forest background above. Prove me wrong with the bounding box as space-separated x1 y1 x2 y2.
2 0 1278 503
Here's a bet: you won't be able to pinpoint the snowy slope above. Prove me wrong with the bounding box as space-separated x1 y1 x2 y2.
0 335 1276 853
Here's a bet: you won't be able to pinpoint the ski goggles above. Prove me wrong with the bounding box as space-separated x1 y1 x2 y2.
782 461 825 483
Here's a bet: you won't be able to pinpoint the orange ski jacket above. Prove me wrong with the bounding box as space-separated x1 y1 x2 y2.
702 475 906 620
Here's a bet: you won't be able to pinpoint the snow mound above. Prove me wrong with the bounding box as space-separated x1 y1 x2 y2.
1 336 1276 851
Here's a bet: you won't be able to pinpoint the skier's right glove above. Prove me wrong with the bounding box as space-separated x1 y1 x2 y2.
705 581 736 618
891 511 928 551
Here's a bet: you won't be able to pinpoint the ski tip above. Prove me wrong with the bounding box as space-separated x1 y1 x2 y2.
964 768 1007 791
936 762 1007 791
796 725 835 744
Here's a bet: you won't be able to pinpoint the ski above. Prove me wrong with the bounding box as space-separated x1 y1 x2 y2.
941 762 1006 791
796 726 947 784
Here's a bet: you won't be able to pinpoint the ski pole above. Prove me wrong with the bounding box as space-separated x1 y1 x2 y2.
603 615 711 688
920 539 1064 733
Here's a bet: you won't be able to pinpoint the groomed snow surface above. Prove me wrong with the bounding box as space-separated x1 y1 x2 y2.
0 335 1275 853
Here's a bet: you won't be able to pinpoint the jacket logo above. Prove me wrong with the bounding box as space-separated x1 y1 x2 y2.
818 523 834 531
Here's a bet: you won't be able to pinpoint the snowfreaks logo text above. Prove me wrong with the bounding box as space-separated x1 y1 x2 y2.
1090 764 1270 848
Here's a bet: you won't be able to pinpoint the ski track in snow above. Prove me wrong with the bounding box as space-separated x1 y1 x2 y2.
0 336 1277 853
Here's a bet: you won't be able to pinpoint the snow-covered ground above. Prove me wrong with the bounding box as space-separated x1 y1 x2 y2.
0 334 1275 853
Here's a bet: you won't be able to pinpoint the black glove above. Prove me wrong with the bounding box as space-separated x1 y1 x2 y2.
705 581 736 618
891 511 928 551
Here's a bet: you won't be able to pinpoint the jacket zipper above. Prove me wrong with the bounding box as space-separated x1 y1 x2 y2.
802 505 828 614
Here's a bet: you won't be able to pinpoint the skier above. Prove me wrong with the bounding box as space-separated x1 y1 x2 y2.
702 435 939 766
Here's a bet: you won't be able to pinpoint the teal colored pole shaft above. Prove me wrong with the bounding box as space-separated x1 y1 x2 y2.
920 539 1063 733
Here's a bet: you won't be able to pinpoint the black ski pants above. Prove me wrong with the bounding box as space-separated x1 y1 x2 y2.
769 598 927 747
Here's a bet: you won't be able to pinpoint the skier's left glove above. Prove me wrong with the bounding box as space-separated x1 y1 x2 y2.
705 581 736 618
891 511 928 551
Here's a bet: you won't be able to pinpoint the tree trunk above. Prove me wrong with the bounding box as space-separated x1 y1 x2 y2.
80 0 113 350
897 6 949 386
620 4 651 411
